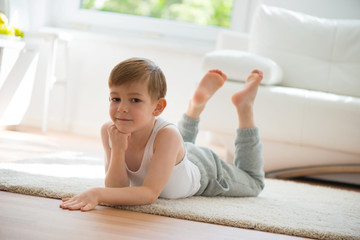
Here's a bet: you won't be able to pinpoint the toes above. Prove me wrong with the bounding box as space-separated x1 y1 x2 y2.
207 69 227 82
248 70 263 82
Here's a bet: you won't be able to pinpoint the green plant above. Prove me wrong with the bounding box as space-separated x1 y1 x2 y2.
81 0 233 28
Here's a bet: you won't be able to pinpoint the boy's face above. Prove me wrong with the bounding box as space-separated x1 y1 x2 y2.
109 81 159 134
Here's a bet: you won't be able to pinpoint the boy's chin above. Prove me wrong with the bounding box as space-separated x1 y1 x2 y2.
114 124 132 134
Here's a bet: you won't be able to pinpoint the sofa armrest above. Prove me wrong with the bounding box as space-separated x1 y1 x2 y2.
216 30 249 51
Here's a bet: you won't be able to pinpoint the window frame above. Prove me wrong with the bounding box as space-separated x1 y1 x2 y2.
48 0 249 48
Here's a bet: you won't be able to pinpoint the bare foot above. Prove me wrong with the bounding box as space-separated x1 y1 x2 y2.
193 69 227 106
231 70 263 108
231 70 263 129
186 69 227 119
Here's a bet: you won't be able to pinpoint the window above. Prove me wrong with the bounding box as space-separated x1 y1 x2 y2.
81 0 233 28
49 0 248 49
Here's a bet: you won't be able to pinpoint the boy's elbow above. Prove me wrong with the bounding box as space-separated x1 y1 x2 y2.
147 195 158 204
104 177 113 188
104 180 114 188
148 192 160 204
143 188 160 204
104 177 110 187
104 177 129 188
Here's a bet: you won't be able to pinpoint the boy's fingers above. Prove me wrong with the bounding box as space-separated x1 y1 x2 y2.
61 199 79 208
62 200 83 210
107 124 114 135
81 203 94 212
68 202 86 210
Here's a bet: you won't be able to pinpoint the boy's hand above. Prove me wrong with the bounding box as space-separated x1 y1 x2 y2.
108 124 131 151
60 188 100 211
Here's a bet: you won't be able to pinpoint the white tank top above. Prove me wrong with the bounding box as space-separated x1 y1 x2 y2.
110 117 201 199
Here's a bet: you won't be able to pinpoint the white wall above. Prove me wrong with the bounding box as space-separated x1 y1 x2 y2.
5 0 360 136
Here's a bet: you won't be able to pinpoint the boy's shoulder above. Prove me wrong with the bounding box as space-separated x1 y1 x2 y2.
154 117 178 135
155 122 182 145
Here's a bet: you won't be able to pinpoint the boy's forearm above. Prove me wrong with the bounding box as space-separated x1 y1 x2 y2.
105 149 129 188
96 186 158 206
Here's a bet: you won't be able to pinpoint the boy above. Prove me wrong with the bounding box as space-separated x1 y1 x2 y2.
60 58 264 211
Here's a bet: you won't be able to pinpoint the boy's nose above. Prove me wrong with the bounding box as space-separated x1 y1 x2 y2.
117 103 128 113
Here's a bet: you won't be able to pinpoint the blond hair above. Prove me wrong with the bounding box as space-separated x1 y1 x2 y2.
108 58 167 101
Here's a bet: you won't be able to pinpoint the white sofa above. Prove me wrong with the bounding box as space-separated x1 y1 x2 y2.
200 5 360 185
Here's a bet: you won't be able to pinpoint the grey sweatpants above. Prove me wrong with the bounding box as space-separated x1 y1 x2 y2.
178 114 265 197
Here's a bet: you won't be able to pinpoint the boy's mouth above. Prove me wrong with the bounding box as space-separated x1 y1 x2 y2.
116 118 131 122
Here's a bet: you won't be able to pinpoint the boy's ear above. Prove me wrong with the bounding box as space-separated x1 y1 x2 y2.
153 98 167 116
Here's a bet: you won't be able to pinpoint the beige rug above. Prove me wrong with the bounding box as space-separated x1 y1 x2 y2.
0 151 359 240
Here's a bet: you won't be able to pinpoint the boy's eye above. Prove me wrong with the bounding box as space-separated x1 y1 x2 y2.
111 98 120 102
131 98 141 103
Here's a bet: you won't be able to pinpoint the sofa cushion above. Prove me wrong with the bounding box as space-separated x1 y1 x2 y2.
249 5 360 97
202 50 283 85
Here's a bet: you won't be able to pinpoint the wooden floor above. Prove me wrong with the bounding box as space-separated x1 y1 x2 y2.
1 191 310 240
2 125 357 240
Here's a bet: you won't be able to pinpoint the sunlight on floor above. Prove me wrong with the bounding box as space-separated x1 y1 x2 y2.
0 151 105 179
